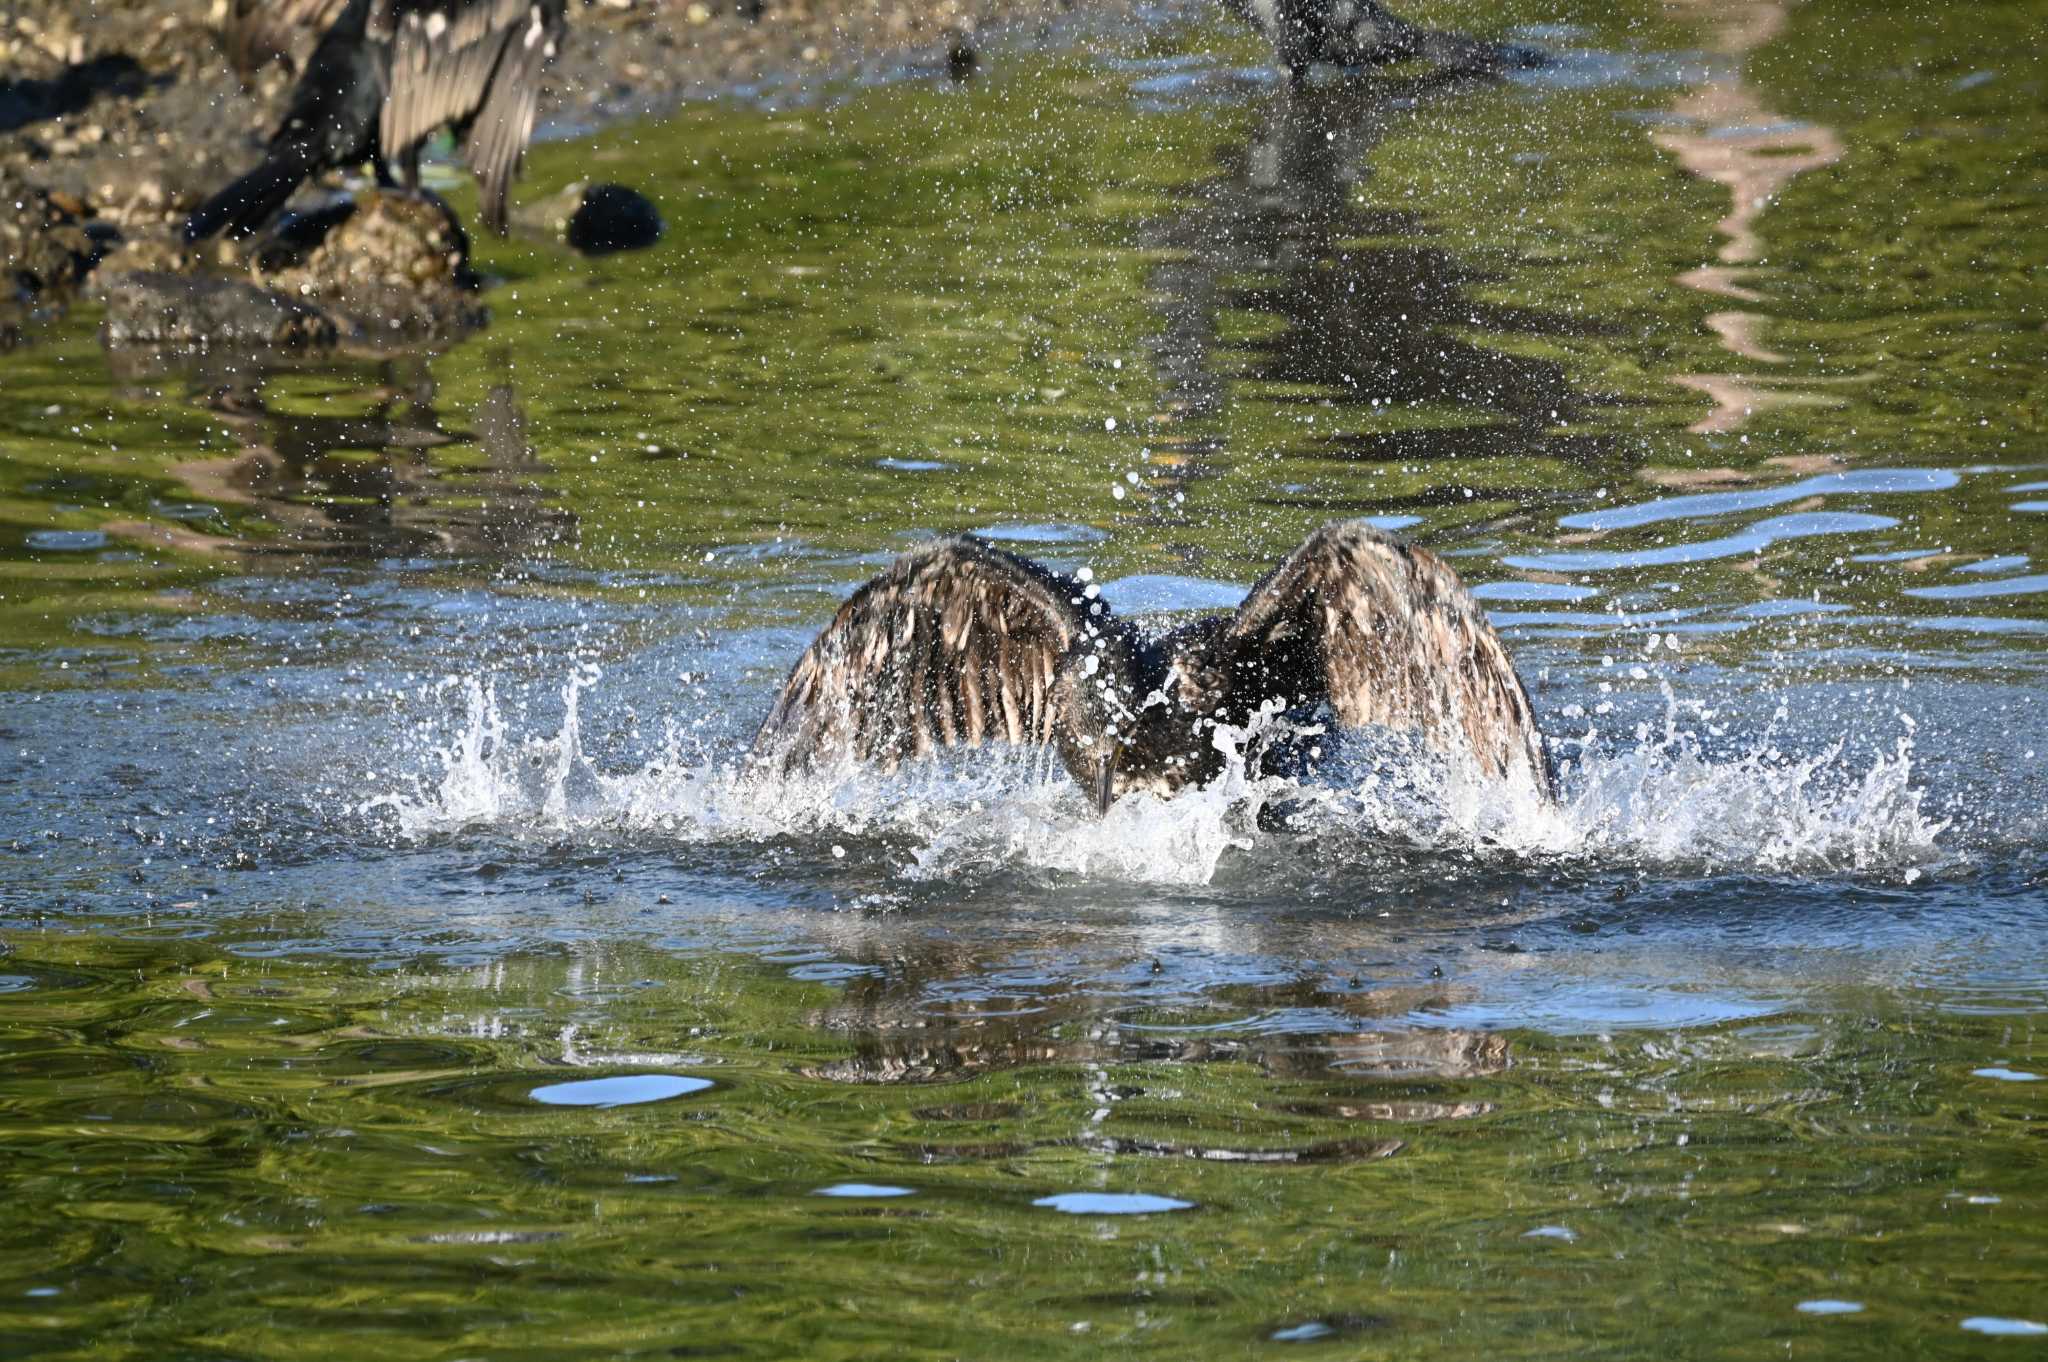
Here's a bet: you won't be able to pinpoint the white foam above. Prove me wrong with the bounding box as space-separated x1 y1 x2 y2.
362 674 1949 884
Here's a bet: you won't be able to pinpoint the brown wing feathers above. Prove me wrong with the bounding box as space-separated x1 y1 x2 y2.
460 22 546 231
753 522 1550 798
752 538 1089 775
375 0 559 231
1223 521 1550 791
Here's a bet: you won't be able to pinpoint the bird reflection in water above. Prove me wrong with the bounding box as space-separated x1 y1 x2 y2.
108 348 575 557
799 953 1510 1083
796 950 1508 1162
1137 72 1619 536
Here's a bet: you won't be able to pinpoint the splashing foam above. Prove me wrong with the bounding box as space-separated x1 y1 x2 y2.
363 675 1947 884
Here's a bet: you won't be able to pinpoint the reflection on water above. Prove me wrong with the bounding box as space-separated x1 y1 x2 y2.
108 349 576 558
1653 0 1849 433
1139 71 1613 532
1558 468 1959 532
0 932 2041 1355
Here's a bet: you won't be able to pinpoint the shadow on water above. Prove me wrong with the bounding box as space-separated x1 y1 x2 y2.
106 347 577 559
1137 70 1621 533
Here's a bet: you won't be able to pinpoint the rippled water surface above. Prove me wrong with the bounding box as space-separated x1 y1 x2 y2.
3 0 2046 1355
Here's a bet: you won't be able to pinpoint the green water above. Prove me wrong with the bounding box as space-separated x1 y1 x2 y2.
2 0 2046 1355
1 935 2043 1359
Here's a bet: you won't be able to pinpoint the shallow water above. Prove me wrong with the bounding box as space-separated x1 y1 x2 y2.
3 0 2046 1355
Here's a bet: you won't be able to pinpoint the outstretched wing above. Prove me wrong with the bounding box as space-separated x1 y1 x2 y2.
374 0 561 230
751 537 1093 775
458 4 553 232
1219 520 1550 791
228 0 351 75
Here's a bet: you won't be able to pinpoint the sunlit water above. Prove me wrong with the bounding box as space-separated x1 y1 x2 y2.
2 0 2046 1355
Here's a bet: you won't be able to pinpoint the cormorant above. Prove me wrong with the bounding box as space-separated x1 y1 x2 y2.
751 520 1551 812
185 0 566 243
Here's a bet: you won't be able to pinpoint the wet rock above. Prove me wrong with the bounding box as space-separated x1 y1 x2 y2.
514 181 664 255
269 191 474 291
567 183 664 255
97 270 339 348
260 191 487 338
97 191 486 350
3 180 108 300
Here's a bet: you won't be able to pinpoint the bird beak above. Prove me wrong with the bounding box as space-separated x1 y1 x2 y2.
1093 754 1116 817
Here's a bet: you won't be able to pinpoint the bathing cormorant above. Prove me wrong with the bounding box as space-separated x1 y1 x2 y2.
185 0 565 243
751 521 1551 811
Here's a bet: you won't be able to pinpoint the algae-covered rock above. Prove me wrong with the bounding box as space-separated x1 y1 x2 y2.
96 191 486 350
258 191 486 338
97 269 339 347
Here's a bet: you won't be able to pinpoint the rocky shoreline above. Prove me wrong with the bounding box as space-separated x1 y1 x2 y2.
2 0 1143 350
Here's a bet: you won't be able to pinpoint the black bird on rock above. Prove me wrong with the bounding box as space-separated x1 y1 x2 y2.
185 0 565 243
751 521 1552 812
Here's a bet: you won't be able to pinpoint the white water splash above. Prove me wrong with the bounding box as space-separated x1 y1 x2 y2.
363 674 1948 883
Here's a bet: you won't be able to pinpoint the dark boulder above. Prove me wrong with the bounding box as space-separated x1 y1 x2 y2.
97 269 339 347
97 189 485 350
565 183 664 255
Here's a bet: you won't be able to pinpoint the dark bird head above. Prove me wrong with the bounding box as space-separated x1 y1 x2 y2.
1051 627 1220 815
1051 631 1143 816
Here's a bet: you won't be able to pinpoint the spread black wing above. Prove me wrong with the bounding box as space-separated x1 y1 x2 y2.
751 537 1097 774
375 0 562 231
1217 520 1550 791
183 0 385 242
